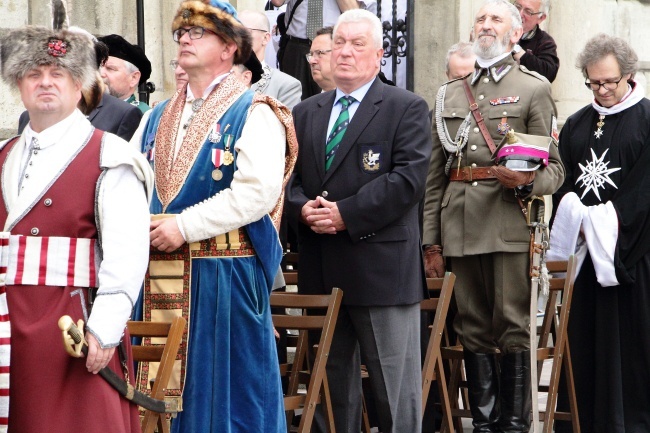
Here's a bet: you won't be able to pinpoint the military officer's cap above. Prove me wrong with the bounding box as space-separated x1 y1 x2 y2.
495 130 551 172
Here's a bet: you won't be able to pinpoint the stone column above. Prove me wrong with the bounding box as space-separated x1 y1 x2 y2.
413 0 461 109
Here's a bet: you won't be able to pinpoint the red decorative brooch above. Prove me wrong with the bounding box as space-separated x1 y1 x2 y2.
47 39 68 57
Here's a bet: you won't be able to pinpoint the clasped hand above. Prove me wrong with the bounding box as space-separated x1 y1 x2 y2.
301 196 346 234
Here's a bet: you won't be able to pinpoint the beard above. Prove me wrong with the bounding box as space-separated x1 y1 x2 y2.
473 30 511 59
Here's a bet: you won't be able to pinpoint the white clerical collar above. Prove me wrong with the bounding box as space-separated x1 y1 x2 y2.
24 109 82 151
186 71 231 101
476 51 512 69
591 81 646 116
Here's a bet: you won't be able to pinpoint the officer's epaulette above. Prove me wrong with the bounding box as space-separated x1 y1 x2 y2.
518 64 549 83
442 73 471 86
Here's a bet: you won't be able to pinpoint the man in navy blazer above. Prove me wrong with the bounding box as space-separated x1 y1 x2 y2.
18 93 142 142
286 9 431 433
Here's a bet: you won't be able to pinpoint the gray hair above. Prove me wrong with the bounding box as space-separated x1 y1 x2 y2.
577 33 638 78
540 0 550 16
123 59 139 74
334 9 383 49
476 0 522 33
445 42 474 74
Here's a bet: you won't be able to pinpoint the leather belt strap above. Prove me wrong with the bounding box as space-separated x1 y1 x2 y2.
449 166 497 182
462 79 498 154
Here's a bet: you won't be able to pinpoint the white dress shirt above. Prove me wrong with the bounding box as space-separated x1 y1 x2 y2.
3 109 152 347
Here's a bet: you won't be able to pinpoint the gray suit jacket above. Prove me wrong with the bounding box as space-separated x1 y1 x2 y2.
17 94 142 142
253 65 302 110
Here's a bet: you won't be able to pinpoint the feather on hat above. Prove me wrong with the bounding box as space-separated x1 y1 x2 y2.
172 0 252 65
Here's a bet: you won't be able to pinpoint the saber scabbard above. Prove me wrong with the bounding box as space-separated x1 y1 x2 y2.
58 315 172 414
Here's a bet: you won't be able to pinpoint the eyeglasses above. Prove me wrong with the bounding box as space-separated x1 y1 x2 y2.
305 49 332 62
170 59 179 69
513 2 544 17
584 76 625 91
173 26 216 42
247 27 269 34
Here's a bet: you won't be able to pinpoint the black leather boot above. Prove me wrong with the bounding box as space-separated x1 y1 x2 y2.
463 350 500 433
499 351 532 432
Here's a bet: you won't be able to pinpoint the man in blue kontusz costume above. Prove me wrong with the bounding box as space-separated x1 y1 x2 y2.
130 0 298 431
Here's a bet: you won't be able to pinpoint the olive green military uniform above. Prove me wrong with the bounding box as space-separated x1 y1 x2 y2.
422 55 564 353
126 94 150 113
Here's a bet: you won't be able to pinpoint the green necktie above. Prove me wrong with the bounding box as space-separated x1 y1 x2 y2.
325 96 355 171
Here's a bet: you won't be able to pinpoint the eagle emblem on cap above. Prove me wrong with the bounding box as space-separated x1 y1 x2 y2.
182 9 192 19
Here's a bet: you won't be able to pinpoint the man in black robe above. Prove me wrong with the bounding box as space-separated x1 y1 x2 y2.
551 33 650 433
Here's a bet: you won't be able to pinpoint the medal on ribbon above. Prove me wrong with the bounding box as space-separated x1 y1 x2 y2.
223 125 234 166
497 117 510 135
211 148 224 181
209 123 222 143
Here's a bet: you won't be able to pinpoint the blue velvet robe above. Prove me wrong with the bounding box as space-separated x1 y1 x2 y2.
141 91 285 433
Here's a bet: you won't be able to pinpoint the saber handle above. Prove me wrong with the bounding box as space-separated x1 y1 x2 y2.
58 315 87 358
57 315 171 413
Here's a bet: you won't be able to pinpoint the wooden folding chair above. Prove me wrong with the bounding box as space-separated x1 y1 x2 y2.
536 257 580 432
440 257 581 433
128 316 187 433
270 287 343 433
421 272 456 433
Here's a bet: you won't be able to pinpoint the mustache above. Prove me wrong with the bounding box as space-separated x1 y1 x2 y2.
477 31 497 38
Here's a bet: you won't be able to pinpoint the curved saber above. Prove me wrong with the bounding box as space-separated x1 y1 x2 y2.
58 315 172 414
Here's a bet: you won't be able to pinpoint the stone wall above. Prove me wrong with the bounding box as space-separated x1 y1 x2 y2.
2 0 650 139
414 0 650 125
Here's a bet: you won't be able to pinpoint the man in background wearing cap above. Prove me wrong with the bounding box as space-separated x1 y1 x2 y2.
99 34 152 113
422 1 563 431
239 10 302 109
231 51 265 88
131 0 296 431
0 25 152 433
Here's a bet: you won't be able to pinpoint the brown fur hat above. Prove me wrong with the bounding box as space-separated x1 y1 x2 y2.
0 26 96 90
172 0 252 65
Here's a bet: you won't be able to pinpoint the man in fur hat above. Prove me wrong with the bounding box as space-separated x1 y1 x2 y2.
16 34 144 141
99 34 152 113
130 1 297 431
0 25 152 433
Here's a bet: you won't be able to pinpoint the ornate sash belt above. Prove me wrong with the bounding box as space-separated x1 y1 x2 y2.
137 219 254 412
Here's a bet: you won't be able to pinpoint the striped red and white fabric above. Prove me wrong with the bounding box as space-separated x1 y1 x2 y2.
0 233 10 431
2 235 97 288
0 233 97 431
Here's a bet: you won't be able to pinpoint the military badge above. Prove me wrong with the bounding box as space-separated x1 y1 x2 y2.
490 64 512 82
223 134 235 166
551 115 559 144
490 96 520 106
497 118 510 135
361 146 382 173
209 123 222 143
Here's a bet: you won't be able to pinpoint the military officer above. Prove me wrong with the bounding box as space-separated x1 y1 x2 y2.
422 0 564 431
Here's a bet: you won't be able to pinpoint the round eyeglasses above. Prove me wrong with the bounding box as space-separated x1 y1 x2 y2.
584 76 624 91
